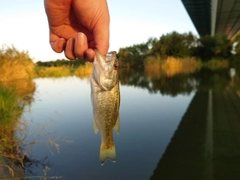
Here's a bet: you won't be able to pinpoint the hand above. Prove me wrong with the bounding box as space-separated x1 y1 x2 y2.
44 0 110 61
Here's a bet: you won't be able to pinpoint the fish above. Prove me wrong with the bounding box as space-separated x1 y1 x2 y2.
90 49 120 165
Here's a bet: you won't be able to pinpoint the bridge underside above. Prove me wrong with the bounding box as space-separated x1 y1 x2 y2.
182 0 240 39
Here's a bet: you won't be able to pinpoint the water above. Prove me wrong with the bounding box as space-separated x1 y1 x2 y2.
17 68 240 179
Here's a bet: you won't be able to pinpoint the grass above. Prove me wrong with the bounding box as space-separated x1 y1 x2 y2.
0 45 35 81
162 57 183 77
0 85 65 178
74 62 92 78
144 56 203 78
34 62 92 78
0 79 35 97
35 66 72 78
0 87 23 126
144 55 163 79
0 44 36 177
0 86 24 175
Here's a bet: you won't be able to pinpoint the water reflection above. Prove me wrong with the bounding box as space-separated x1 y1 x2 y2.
149 86 240 179
147 75 240 179
119 66 240 179
7 64 240 179
119 66 240 96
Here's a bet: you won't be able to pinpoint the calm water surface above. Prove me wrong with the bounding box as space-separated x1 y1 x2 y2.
20 68 240 179
20 76 192 179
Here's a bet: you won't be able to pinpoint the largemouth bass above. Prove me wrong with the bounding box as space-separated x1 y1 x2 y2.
90 49 120 165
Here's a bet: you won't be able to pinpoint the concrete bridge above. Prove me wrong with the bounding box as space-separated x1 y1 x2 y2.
181 0 240 39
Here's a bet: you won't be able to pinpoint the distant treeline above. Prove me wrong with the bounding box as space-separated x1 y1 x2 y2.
117 31 240 68
36 59 86 67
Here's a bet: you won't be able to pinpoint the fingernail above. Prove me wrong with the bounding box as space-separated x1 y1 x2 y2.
77 33 84 46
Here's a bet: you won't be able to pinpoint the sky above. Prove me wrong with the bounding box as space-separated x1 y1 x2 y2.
0 0 198 62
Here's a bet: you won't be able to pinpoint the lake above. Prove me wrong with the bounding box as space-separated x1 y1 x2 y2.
17 67 240 179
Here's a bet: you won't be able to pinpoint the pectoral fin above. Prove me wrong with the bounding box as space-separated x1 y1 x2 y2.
93 120 99 134
114 115 120 134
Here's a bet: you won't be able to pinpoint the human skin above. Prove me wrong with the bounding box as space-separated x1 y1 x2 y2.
44 0 110 61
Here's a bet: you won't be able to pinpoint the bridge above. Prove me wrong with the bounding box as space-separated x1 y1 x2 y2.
181 0 240 39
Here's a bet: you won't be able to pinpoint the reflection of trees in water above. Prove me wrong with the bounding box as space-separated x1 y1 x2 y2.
119 66 198 96
119 66 240 96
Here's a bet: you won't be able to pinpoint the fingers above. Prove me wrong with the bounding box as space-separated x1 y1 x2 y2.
74 32 95 61
84 49 95 62
50 38 66 53
51 33 94 61
74 32 88 60
64 38 76 60
50 32 107 62
92 7 110 57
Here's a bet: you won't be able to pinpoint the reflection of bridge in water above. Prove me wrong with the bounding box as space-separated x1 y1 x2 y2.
150 86 240 179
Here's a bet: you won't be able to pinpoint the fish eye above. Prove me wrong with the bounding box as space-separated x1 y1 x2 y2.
114 64 118 70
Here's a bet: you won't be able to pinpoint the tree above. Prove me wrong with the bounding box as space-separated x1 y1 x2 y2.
192 35 233 61
117 42 151 68
234 34 240 56
150 31 198 59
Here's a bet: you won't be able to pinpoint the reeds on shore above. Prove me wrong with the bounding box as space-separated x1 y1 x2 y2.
144 56 203 78
0 45 35 81
34 62 93 78
0 87 23 125
35 66 72 77
74 62 92 78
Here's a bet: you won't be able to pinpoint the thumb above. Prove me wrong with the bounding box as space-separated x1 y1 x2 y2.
92 20 110 57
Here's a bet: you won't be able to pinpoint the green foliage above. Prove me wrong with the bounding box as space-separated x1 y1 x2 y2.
0 87 22 125
118 39 152 69
193 35 232 61
150 31 197 58
36 59 85 68
118 32 234 69
234 34 240 56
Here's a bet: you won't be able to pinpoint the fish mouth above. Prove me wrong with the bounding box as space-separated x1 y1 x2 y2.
106 51 116 62
106 51 118 70
102 51 118 71
94 49 118 70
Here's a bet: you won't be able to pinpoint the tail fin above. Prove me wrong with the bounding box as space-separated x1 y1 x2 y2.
100 145 116 165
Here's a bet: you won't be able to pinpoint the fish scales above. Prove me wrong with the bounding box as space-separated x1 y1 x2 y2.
90 49 120 165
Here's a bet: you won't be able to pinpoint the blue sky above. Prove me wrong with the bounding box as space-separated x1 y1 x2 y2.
0 0 198 61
